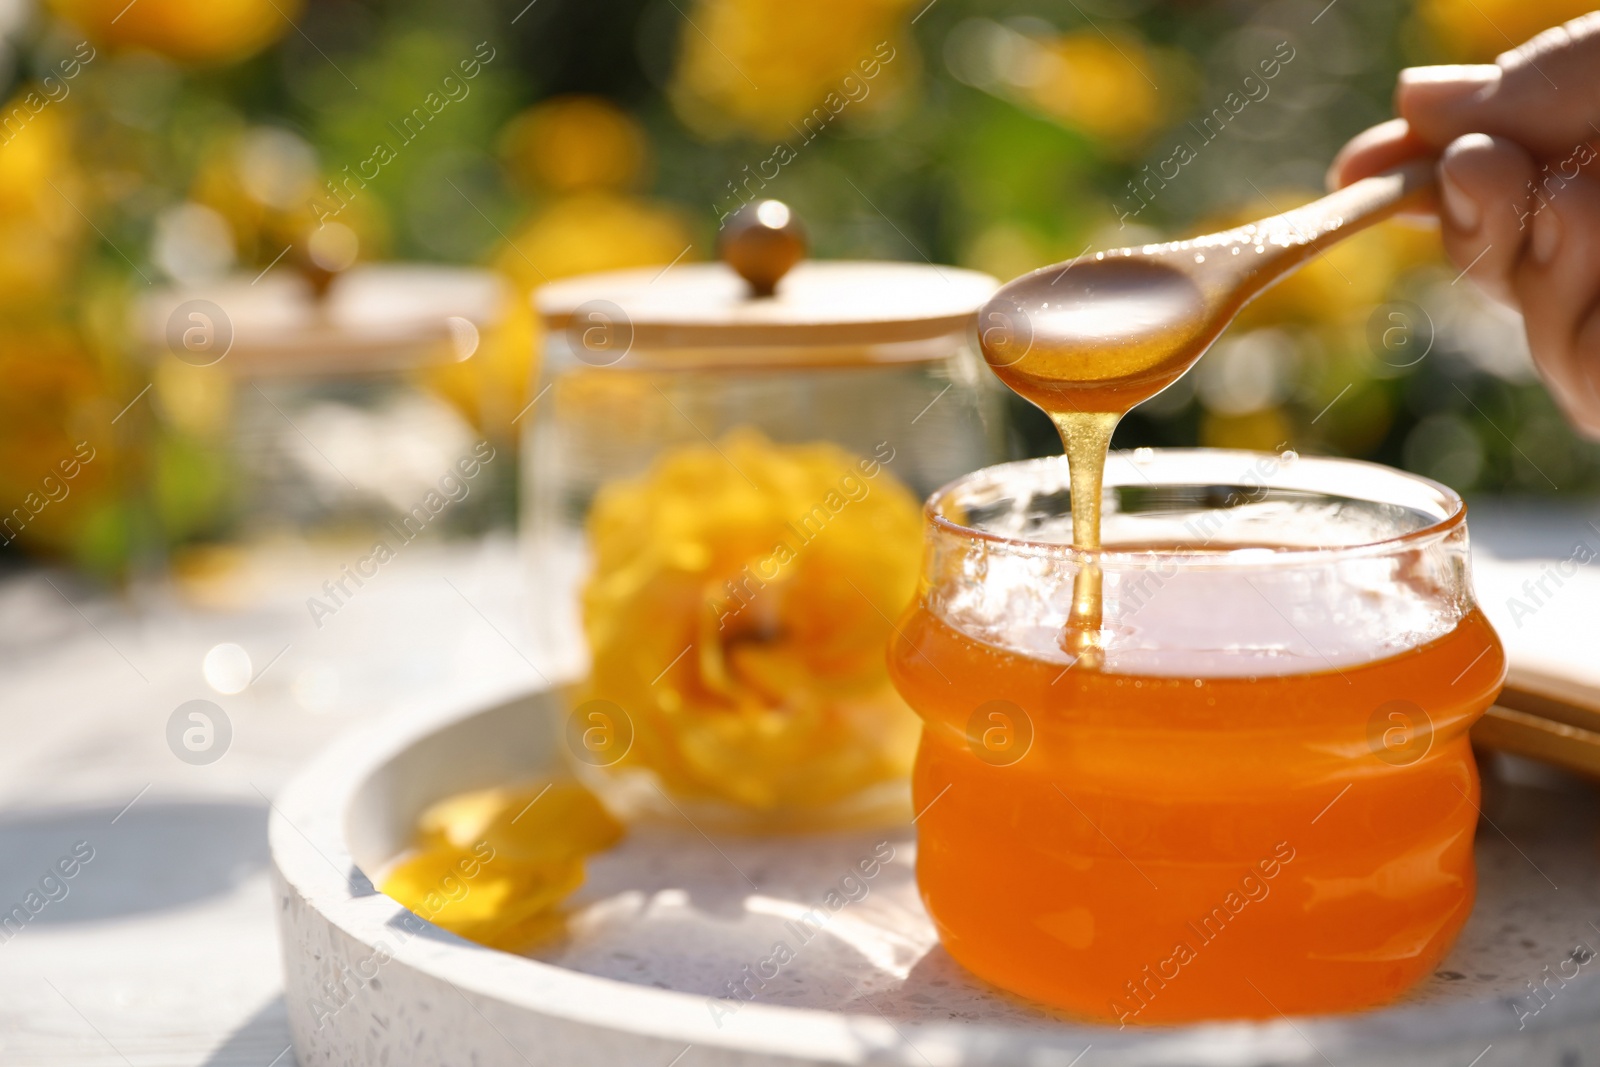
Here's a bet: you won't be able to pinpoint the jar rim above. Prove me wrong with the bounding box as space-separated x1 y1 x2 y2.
927 449 1466 569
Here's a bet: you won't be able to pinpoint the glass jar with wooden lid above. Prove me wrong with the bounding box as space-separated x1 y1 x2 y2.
525 200 1004 831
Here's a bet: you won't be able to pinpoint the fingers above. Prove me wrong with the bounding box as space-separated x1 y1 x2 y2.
1510 170 1600 438
1331 14 1600 191
1327 118 1434 189
1322 17 1600 437
1574 297 1600 441
1390 65 1499 149
1398 13 1600 157
1435 133 1537 307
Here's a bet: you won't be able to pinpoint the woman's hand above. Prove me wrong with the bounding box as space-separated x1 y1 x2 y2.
1330 12 1600 438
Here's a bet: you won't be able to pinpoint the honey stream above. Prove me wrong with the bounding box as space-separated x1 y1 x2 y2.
978 163 1435 656
983 255 1212 661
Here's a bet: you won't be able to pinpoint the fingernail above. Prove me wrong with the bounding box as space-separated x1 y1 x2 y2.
1439 172 1481 232
1397 65 1500 113
1397 64 1499 86
1531 204 1561 266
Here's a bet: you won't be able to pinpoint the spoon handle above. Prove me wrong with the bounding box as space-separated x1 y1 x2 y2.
1279 158 1437 246
1209 159 1436 307
1299 154 1440 225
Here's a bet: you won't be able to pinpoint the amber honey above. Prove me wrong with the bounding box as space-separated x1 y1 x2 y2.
939 175 1503 1022
886 445 1506 1022
889 596 1504 1023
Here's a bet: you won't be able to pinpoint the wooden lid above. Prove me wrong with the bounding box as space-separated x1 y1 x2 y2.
536 200 996 349
141 264 506 378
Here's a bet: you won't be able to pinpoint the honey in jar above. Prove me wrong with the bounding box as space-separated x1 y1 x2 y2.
888 451 1506 1022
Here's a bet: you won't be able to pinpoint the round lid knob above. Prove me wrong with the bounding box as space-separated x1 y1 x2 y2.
718 200 807 297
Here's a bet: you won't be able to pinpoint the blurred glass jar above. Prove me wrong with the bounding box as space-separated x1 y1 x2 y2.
525 201 1005 831
139 264 507 574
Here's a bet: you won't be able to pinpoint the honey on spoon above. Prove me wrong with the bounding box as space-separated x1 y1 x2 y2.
978 161 1435 653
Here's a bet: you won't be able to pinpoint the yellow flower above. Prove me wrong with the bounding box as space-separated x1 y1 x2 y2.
1022 30 1164 146
424 193 691 440
496 192 693 294
0 110 124 566
50 0 297 65
670 0 918 138
0 101 85 312
1416 0 1595 61
418 292 536 441
153 359 233 439
425 95 691 440
0 323 116 558
188 128 389 273
380 779 621 950
579 430 923 821
500 96 648 195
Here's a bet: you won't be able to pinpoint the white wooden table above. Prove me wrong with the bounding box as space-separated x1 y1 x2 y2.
2 503 1597 1066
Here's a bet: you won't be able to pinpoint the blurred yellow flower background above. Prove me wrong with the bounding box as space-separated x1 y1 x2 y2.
188 128 388 275
982 24 1170 150
1026 30 1164 146
1177 187 1442 455
0 99 123 564
0 106 85 314
578 430 923 823
1417 0 1598 61
670 0 918 138
49 0 297 64
4 0 1599 573
942 18 1176 153
500 96 648 196
427 97 691 440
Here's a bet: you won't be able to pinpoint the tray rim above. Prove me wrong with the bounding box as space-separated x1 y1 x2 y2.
268 682 1600 1066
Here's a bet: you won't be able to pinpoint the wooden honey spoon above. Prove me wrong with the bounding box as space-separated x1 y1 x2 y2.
978 159 1437 551
971 164 1600 783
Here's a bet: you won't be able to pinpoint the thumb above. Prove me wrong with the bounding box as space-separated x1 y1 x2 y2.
1398 12 1600 158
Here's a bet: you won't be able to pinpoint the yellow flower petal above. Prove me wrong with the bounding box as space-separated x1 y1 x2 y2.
418 779 624 864
381 845 584 948
386 777 622 950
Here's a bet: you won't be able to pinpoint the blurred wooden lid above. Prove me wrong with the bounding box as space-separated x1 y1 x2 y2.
536 200 996 349
140 264 507 379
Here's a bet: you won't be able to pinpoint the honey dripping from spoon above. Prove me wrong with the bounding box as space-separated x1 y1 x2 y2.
977 161 1436 661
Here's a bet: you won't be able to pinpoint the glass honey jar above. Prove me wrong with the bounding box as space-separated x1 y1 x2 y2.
523 201 1004 831
890 449 1506 1022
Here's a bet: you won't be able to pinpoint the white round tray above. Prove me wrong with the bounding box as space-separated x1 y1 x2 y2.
270 687 1600 1066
